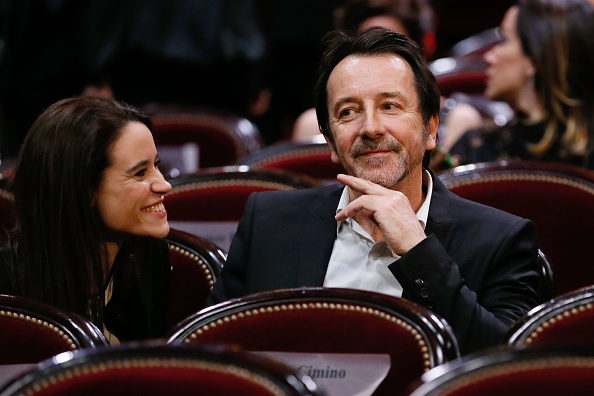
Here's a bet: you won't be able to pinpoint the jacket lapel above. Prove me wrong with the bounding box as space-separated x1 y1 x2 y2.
291 173 457 287
295 185 343 286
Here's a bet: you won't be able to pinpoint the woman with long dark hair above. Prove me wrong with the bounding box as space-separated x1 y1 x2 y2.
0 96 172 343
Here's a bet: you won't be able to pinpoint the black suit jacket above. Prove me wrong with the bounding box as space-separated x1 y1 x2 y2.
208 173 540 354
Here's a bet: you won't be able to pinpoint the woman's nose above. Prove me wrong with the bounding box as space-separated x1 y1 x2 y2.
484 46 497 65
153 173 172 195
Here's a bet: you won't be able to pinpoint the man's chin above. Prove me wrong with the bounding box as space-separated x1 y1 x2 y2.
352 169 405 189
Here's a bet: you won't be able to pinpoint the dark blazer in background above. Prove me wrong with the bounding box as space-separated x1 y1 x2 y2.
208 171 540 354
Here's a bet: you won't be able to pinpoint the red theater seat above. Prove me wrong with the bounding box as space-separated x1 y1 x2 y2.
506 285 594 348
164 167 320 251
407 345 594 396
0 294 107 364
236 141 346 185
167 287 459 396
438 160 594 296
0 343 321 396
165 228 225 327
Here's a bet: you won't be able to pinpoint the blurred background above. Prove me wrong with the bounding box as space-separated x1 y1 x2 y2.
0 0 514 167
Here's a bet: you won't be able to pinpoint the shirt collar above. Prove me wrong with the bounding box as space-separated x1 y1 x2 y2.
336 169 433 231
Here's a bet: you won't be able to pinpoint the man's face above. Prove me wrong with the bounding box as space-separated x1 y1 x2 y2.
325 53 437 189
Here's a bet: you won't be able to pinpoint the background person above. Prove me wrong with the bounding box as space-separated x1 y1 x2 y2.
0 97 172 343
443 0 594 169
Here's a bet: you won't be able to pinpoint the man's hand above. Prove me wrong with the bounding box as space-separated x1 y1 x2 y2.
335 174 427 255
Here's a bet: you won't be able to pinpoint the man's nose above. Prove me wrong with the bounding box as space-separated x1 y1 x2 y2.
360 111 384 139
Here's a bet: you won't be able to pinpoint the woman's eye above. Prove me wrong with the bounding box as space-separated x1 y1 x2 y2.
135 169 147 177
339 109 352 118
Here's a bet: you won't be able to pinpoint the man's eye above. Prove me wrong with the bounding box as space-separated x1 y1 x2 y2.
155 160 161 170
135 169 147 177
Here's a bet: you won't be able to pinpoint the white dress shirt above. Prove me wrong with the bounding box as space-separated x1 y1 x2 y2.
323 171 433 297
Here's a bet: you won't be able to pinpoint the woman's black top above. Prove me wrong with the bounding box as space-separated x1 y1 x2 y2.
450 120 594 169
0 236 171 342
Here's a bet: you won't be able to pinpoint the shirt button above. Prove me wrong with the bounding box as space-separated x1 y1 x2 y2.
425 299 435 309
419 288 429 298
414 278 424 287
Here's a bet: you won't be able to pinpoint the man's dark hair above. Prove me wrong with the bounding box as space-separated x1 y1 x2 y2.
314 27 440 149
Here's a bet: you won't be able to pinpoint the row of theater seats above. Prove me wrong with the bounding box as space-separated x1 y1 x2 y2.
2 156 594 298
1 159 594 394
3 282 594 395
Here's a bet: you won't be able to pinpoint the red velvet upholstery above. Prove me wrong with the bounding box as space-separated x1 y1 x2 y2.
505 285 594 348
0 343 321 396
407 346 594 396
143 104 264 169
166 167 320 222
236 141 346 185
165 228 225 327
164 167 320 251
166 287 460 396
0 295 107 364
438 161 594 296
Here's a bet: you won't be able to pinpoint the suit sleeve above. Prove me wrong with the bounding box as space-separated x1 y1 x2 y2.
389 218 540 354
207 192 256 306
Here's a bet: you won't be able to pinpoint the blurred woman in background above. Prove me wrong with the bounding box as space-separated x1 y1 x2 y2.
445 0 594 169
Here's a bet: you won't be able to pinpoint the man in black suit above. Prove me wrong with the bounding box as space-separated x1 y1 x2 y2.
208 28 541 354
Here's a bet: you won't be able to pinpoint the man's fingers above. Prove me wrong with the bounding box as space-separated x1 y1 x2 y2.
335 196 373 221
337 174 388 195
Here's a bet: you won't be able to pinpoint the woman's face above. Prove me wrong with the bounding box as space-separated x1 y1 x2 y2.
94 121 172 242
483 6 536 105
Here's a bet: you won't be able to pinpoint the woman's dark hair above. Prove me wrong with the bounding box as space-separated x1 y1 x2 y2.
6 96 152 325
314 28 440 148
517 0 594 158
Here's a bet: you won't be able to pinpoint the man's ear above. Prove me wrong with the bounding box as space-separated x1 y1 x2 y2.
425 115 439 151
323 134 341 164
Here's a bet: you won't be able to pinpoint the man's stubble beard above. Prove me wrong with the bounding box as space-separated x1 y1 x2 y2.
337 129 428 189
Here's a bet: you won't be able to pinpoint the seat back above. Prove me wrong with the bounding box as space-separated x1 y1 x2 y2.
438 160 594 296
505 285 594 348
0 294 107 364
407 346 594 396
536 249 555 302
430 58 488 97
0 342 322 396
165 228 225 327
236 141 346 185
165 167 321 251
167 287 459 396
143 104 264 173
